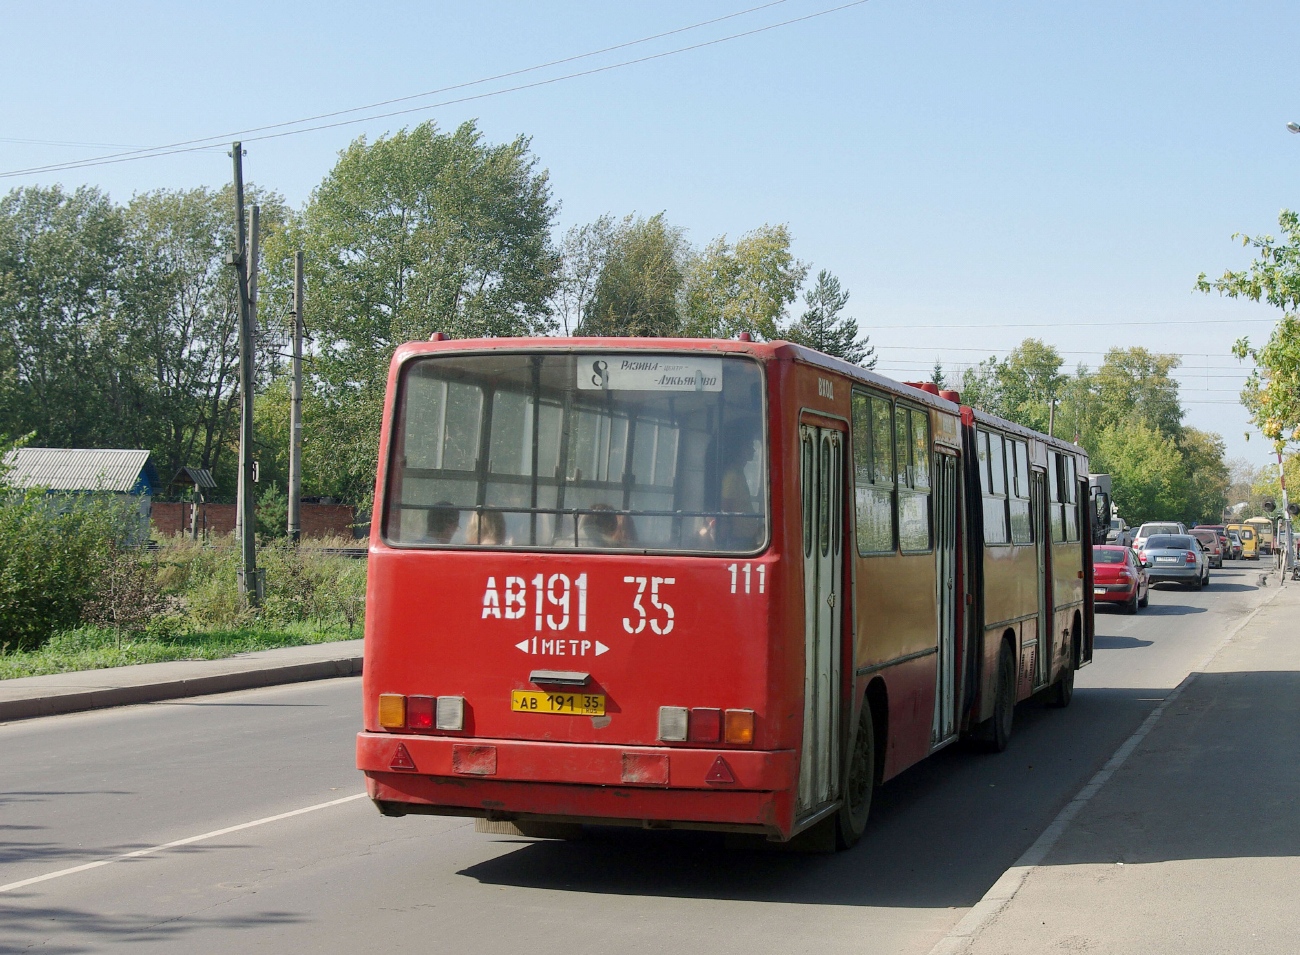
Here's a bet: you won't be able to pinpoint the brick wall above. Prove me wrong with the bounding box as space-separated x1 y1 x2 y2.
152 502 361 539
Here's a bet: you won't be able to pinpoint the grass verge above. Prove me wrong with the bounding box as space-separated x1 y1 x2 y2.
0 620 360 680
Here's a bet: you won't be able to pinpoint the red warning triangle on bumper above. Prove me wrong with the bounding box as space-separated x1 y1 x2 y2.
390 743 416 771
705 756 735 784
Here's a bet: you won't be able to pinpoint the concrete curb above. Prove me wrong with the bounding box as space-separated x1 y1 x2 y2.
926 580 1287 955
0 654 362 724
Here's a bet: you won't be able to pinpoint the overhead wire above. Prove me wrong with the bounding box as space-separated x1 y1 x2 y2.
0 0 791 175
0 0 869 179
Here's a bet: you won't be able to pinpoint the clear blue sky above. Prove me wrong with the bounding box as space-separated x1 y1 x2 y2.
3 1 1297 473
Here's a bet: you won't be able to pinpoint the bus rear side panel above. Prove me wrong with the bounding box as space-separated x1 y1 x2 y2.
358 341 807 838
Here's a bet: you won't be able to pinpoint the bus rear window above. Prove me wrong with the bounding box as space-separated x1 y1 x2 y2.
384 352 767 553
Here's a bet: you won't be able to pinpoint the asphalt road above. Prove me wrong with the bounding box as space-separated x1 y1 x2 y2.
0 562 1270 954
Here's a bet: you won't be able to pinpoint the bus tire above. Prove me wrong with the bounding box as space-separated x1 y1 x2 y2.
984 641 1016 753
1048 659 1075 709
836 705 876 850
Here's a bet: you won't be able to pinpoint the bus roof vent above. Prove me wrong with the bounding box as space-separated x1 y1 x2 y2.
430 331 448 341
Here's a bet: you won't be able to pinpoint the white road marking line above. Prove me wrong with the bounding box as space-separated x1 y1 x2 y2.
0 792 367 894
927 582 1285 955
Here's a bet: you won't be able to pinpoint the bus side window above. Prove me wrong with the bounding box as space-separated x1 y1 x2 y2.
852 392 896 554
1049 453 1067 543
1064 456 1079 542
1009 439 1032 544
899 408 931 552
980 430 1009 545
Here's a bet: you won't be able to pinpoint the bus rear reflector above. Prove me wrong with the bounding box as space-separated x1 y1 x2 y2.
658 706 688 742
407 696 434 729
622 753 670 785
725 709 755 745
689 708 722 742
390 743 416 771
705 756 736 784
378 694 406 729
436 696 465 731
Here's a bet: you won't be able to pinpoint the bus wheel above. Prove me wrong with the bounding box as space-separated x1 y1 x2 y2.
985 642 1016 753
836 705 876 850
1048 659 1075 708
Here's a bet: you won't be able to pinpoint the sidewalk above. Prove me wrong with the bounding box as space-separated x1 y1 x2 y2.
955 577 1300 954
0 639 363 723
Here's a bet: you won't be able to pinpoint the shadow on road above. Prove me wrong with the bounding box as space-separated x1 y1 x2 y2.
458 687 1185 907
0 899 302 954
1136 602 1207 616
1047 669 1300 866
1093 635 1154 650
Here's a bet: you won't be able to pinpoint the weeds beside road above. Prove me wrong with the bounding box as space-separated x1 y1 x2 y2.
0 513 367 678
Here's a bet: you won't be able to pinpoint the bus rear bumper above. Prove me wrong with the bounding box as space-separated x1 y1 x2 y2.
357 732 797 836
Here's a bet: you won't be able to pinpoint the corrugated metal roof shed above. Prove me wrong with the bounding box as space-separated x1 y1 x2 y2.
2 448 156 493
171 466 216 489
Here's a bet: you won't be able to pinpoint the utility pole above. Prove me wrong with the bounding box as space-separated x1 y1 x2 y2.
236 205 259 542
1048 395 1057 438
288 250 304 543
228 142 260 606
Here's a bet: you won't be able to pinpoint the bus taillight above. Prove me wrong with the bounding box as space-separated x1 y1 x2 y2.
407 696 434 729
724 710 755 745
436 696 465 731
688 708 721 742
378 694 405 729
658 706 688 742
659 706 754 745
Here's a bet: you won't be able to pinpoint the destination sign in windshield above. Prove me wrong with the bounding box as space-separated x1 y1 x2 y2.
577 355 723 392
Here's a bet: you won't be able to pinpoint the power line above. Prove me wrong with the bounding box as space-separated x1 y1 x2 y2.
865 317 1274 331
0 0 869 179
1 1 790 175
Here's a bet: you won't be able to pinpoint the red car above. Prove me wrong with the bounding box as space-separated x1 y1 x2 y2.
1093 545 1149 613
1190 528 1224 568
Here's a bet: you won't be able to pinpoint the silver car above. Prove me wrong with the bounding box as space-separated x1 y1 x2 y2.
1139 534 1210 589
1132 521 1187 553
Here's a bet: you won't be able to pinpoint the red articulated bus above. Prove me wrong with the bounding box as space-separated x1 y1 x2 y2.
356 337 1096 848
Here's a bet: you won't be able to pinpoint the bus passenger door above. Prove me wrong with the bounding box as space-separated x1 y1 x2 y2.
932 452 959 744
799 424 843 813
1032 469 1051 688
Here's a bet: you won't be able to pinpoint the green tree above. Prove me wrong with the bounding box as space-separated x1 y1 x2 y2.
1090 418 1189 525
554 215 615 335
959 355 1002 413
1198 209 1300 450
0 185 139 449
782 269 875 367
955 339 1064 432
579 213 687 337
124 185 287 488
1177 427 1230 524
997 339 1065 433
1092 347 1183 439
285 121 559 503
681 224 807 340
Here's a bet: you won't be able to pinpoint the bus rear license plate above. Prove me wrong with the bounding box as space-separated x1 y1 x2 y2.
1094 587 1105 595
511 690 605 716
